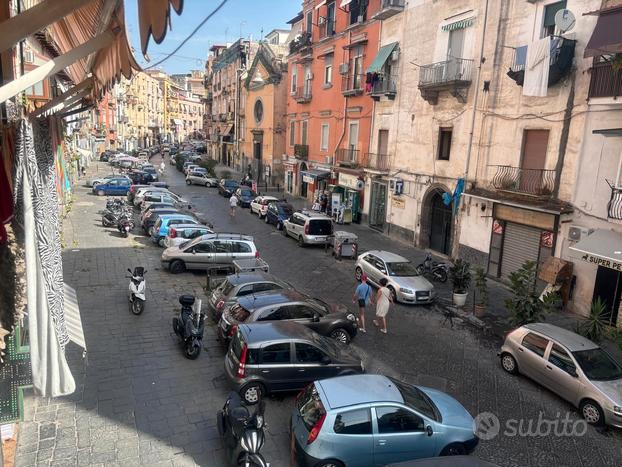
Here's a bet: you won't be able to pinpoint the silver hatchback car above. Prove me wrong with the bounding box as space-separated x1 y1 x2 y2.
500 323 622 427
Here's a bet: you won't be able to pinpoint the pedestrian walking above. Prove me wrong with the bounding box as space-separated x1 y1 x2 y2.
373 278 393 334
352 274 372 332
229 193 239 217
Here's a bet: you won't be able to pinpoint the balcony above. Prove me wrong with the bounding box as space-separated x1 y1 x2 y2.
588 61 622 99
608 187 622 220
418 57 474 104
490 165 556 197
507 38 576 89
294 144 309 160
365 153 391 171
289 32 313 56
319 20 336 40
219 113 227 122
335 148 361 167
342 73 364 96
373 0 405 20
294 86 312 103
370 74 397 100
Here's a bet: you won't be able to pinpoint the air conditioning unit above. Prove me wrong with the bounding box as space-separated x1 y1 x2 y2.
391 49 400 62
24 50 34 63
568 225 592 243
339 63 349 74
357 15 365 23
325 155 334 165
319 16 326 25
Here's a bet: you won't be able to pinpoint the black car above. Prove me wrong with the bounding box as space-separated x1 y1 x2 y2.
218 179 240 198
225 322 364 404
218 289 358 345
265 201 294 230
99 152 110 162
141 166 158 182
234 187 257 208
126 170 150 185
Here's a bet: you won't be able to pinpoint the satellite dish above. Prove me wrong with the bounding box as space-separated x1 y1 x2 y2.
555 9 576 33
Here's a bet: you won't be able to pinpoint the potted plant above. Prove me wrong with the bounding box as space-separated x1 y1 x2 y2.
450 258 471 307
505 260 558 325
473 267 488 318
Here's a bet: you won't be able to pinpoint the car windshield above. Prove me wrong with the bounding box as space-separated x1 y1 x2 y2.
573 348 622 381
386 261 419 277
389 377 440 422
277 204 293 216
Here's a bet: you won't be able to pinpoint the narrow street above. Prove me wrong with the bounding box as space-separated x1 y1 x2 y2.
13 155 622 467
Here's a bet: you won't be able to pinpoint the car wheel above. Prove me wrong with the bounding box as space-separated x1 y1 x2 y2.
97 190 105 196
580 399 605 426
330 328 351 344
297 236 305 247
440 443 467 456
355 267 363 281
186 179 191 185
205 181 210 187
240 382 264 405
416 264 425 275
500 353 518 375
281 226 288 236
388 286 397 303
169 260 186 274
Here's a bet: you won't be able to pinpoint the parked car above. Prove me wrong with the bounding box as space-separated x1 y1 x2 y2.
88 174 127 187
140 191 191 211
225 322 364 404
291 374 478 467
99 151 112 162
182 161 198 174
141 208 180 233
207 271 292 321
92 177 131 196
133 186 173 206
265 201 294 230
186 169 218 187
355 251 435 305
127 184 149 203
140 201 175 217
163 224 214 249
161 233 258 274
218 289 357 345
283 210 333 247
249 196 279 218
126 170 151 185
500 322 622 427
234 187 257 208
218 179 240 198
141 165 158 182
151 214 200 246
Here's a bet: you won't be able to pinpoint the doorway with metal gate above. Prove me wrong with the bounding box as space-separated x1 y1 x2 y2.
429 190 453 255
369 181 387 231
592 266 622 327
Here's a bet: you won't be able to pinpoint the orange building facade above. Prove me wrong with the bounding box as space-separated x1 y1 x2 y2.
285 0 384 222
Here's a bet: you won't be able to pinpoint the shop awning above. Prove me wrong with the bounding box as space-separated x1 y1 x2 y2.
367 42 398 74
441 17 474 31
301 169 331 181
570 229 622 270
584 7 622 57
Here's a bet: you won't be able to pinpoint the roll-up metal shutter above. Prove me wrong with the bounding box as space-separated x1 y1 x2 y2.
500 222 541 280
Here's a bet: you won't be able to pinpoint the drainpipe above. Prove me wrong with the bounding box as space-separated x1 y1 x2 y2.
553 72 575 199
334 30 353 158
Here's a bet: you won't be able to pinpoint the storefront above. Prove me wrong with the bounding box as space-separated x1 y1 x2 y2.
571 229 622 328
369 179 388 230
335 172 365 223
300 169 331 201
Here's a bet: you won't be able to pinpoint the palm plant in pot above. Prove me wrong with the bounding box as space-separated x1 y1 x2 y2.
473 267 488 318
450 258 471 307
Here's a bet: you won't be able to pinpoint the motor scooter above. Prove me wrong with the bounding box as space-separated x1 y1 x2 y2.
117 217 135 237
217 392 268 467
172 295 205 359
416 253 449 283
126 267 146 315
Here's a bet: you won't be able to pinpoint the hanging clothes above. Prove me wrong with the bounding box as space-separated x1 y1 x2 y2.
13 119 75 397
523 36 551 97
0 127 16 245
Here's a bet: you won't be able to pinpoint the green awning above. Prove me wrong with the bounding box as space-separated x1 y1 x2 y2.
441 17 474 31
366 42 399 74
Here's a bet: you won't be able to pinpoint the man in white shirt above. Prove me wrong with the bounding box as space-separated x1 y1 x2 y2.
229 193 239 217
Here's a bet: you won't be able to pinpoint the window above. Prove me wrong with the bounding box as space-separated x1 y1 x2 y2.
437 128 452 161
261 343 291 364
253 283 280 294
349 0 368 25
324 55 333 85
231 242 252 253
351 46 364 89
193 242 213 253
289 121 296 147
304 65 313 95
211 240 232 253
286 305 316 320
542 1 566 38
291 65 298 94
521 333 549 357
376 407 424 433
306 11 313 34
296 343 325 363
301 120 308 146
237 285 254 297
254 99 264 123
26 81 45 97
320 124 330 151
326 2 336 35
334 409 372 435
548 344 576 375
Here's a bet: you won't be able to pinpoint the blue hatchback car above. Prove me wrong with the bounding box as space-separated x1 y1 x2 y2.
291 374 477 467
265 201 294 230
93 177 131 196
151 214 198 246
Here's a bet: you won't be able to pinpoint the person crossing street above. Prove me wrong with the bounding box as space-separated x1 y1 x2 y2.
352 274 372 333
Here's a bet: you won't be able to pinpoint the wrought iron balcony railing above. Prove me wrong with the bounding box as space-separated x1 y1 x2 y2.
335 148 361 166
342 73 364 96
319 20 336 40
373 0 406 20
365 153 391 171
589 61 622 99
289 32 313 55
608 186 622 220
418 57 474 89
294 86 312 103
370 74 398 99
490 165 556 197
294 144 309 160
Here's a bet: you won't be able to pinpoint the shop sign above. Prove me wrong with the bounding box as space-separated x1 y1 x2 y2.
339 173 362 190
392 197 405 209
579 254 622 272
302 174 314 184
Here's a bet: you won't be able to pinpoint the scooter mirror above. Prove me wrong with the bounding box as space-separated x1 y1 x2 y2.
127 268 132 274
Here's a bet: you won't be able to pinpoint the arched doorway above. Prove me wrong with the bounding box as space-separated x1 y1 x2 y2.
300 162 308 198
420 187 453 255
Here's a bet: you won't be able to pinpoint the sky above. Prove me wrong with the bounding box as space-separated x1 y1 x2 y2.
124 0 301 75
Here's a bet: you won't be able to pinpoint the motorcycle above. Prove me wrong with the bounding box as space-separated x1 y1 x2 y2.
172 295 205 359
126 267 146 315
102 204 132 227
416 253 449 283
117 217 135 237
217 392 268 467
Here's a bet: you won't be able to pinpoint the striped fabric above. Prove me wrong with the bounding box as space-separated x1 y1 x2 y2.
442 17 474 31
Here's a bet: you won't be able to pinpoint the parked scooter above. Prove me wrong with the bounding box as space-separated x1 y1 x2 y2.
126 267 146 315
102 205 132 227
416 253 449 282
217 392 268 467
117 217 135 237
172 295 205 359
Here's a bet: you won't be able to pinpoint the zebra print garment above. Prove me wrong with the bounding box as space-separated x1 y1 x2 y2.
13 118 69 349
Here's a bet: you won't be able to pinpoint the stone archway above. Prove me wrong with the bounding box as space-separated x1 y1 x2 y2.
419 185 453 255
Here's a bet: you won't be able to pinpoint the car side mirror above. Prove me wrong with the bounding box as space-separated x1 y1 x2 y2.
321 355 331 365
127 268 132 274
426 425 433 437
312 314 320 322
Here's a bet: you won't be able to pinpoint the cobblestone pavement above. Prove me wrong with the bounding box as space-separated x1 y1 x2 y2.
15 157 622 467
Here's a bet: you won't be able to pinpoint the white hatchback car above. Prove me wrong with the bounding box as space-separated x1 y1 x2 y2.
250 195 279 218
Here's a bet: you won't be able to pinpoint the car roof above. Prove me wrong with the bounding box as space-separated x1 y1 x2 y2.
295 209 332 219
317 375 403 410
365 250 409 263
238 289 307 310
226 271 284 286
159 213 195 221
240 321 317 345
169 223 209 230
523 323 599 352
